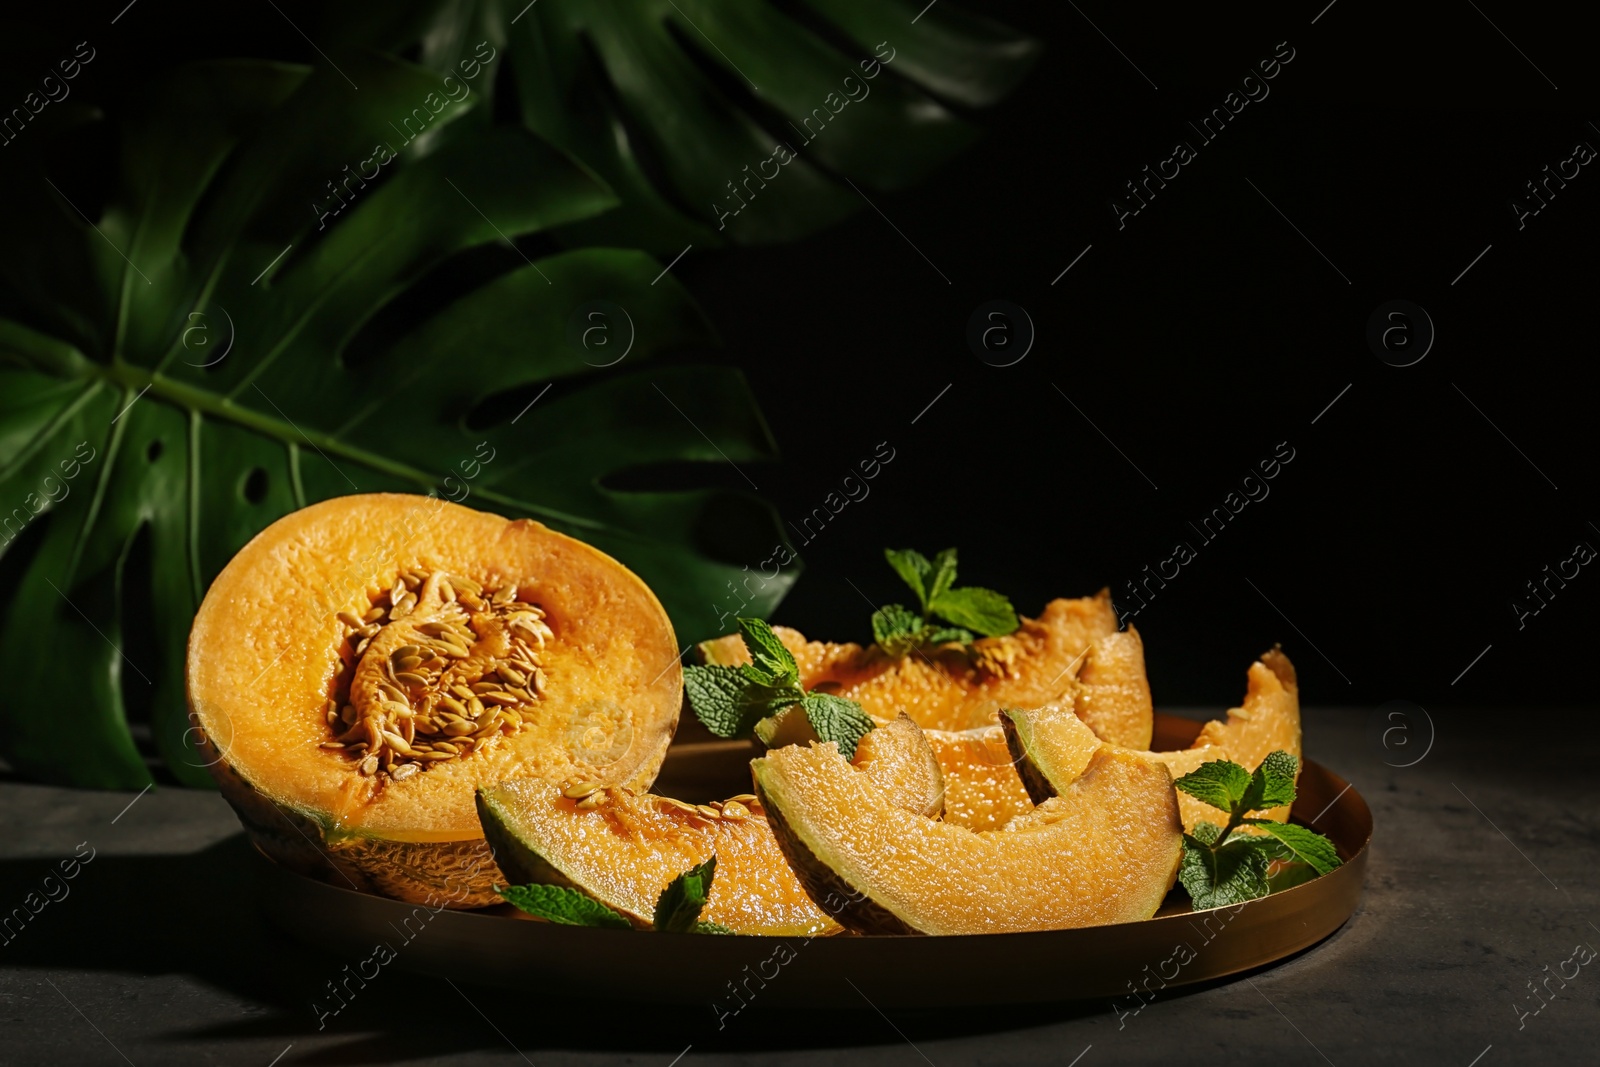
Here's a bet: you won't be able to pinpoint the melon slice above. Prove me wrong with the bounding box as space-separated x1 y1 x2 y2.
479 783 832 935
850 714 945 818
1005 649 1302 832
477 713 948 934
186 494 682 907
1149 648 1301 828
1072 627 1153 750
758 716 1032 832
825 622 1147 832
754 739 1182 935
699 592 1125 735
1000 701 1107 803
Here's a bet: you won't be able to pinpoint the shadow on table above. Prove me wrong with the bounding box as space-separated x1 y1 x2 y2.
0 834 1139 1061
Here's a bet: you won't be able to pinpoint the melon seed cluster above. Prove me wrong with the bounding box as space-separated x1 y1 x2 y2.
322 568 554 781
558 777 762 823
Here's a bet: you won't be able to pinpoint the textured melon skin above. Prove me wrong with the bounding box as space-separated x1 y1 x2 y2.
187 493 681 908
201 711 507 906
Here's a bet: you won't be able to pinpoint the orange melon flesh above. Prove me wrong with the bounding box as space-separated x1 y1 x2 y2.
921 726 1033 831
476 713 949 935
1145 648 1301 829
755 741 1182 935
849 714 945 818
699 593 1122 734
876 630 1147 833
186 494 681 905
479 783 833 936
1073 627 1154 750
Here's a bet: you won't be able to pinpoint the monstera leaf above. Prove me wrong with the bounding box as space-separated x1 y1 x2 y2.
0 55 793 789
324 0 1040 249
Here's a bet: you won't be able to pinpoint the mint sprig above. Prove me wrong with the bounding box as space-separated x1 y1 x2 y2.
1174 751 1341 909
873 548 1020 654
496 856 734 934
653 856 732 934
686 617 874 758
497 883 632 928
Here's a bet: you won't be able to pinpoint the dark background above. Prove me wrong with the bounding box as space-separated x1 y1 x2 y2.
693 0 1600 713
7 0 1595 714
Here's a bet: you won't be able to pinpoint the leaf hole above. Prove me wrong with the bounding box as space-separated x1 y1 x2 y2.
241 467 269 504
146 439 163 463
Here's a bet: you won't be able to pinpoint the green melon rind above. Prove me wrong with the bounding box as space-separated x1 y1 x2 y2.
751 757 919 936
1000 707 1061 805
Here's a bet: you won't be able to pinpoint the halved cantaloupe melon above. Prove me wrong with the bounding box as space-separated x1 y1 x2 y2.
754 735 1183 935
476 713 948 934
699 593 1128 736
187 494 682 907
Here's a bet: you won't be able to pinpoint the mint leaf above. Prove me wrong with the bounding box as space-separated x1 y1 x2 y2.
654 856 717 933
684 665 781 739
1190 820 1225 846
1179 834 1274 909
498 884 632 928
1175 759 1253 815
1267 863 1321 893
693 921 736 935
801 692 876 760
927 548 959 604
884 548 933 611
1244 820 1342 875
1238 750 1299 814
736 617 799 689
928 586 1019 636
871 602 973 656
871 603 924 654
876 548 1019 650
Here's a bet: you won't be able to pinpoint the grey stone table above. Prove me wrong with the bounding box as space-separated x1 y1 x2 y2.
2 707 1596 1066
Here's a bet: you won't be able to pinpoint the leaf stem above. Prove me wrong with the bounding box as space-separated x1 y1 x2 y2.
93 361 611 535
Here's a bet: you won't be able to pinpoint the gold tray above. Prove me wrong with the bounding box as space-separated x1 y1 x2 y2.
257 713 1370 1007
